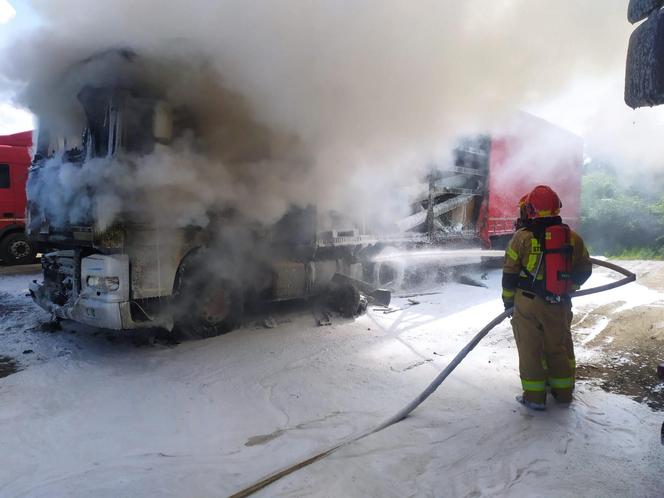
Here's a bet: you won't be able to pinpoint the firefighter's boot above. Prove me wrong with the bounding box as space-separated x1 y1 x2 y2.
516 395 546 411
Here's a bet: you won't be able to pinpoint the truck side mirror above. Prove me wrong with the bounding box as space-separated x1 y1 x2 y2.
153 102 173 143
625 8 664 108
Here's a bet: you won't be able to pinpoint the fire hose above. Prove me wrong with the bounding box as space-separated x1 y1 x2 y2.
229 258 635 498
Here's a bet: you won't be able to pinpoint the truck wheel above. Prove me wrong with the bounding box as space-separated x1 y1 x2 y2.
0 232 36 265
173 269 243 340
332 284 361 318
375 261 401 288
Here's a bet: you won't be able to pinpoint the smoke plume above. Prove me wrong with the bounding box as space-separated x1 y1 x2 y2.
0 0 634 232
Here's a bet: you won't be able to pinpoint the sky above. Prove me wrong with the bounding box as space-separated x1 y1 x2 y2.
527 75 664 168
0 0 15 24
0 0 35 134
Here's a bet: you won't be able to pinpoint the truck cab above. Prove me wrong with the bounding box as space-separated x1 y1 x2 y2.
0 130 36 264
27 51 205 332
27 50 368 337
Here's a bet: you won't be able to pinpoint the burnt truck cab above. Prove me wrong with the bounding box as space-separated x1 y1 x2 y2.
28 69 182 330
27 50 367 336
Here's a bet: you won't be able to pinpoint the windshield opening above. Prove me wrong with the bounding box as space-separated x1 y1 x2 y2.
35 117 86 162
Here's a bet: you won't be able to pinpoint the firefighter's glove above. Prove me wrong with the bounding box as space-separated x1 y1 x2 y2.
503 299 514 317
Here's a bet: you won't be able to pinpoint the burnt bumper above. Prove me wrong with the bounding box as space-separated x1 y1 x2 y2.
29 280 132 330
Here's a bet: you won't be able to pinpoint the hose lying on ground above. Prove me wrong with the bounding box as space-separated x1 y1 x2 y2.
229 258 635 498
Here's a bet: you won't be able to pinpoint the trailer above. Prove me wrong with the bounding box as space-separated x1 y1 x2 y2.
369 113 583 288
399 112 583 249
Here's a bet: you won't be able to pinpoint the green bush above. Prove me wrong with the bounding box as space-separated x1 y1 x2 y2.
581 164 664 260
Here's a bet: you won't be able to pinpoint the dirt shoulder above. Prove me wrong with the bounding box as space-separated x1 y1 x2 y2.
575 260 664 411
0 263 41 276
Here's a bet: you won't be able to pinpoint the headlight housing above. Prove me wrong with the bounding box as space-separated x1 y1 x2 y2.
86 276 120 293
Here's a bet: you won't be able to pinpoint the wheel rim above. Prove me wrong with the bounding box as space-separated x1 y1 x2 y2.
201 287 231 324
377 262 399 287
9 240 30 259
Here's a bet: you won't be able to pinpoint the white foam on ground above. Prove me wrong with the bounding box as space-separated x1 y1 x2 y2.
0 263 662 497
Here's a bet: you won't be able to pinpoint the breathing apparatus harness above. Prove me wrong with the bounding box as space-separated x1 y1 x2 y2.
518 216 574 304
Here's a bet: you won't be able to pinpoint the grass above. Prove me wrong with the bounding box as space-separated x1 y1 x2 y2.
607 247 664 260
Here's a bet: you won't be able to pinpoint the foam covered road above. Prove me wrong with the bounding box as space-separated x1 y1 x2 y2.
0 263 662 497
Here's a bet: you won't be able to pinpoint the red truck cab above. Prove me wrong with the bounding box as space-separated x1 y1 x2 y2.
0 130 36 264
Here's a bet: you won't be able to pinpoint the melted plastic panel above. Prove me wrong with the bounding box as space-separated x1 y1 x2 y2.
625 9 664 108
628 0 664 24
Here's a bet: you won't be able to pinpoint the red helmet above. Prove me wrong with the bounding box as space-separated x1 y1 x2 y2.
525 185 562 219
518 194 528 208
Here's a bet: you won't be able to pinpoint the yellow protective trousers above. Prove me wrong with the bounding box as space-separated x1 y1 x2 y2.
511 289 575 405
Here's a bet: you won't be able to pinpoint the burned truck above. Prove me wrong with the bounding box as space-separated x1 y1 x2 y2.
400 113 583 249
27 50 374 337
27 50 583 336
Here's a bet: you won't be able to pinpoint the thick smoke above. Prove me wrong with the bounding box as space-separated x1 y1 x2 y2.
0 0 633 233
23 53 316 230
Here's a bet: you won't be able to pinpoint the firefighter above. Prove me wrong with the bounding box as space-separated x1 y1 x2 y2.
502 185 592 410
514 194 530 231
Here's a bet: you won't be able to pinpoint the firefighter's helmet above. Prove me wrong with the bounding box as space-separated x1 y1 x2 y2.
525 185 562 219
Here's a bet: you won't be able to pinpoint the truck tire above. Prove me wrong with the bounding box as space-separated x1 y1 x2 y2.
173 259 243 339
332 284 362 318
375 261 401 288
0 232 36 265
